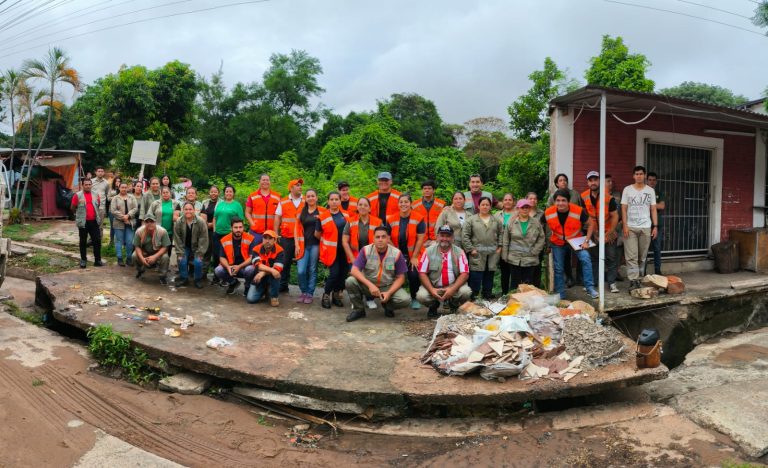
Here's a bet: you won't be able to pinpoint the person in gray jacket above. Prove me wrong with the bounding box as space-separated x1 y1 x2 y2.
461 197 501 299
173 202 209 288
502 199 546 290
110 181 139 266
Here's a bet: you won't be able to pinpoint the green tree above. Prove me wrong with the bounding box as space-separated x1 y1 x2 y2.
399 147 480 200
585 35 654 92
496 135 550 199
379 93 452 148
660 81 748 107
752 1 768 29
20 47 81 207
1 69 23 172
508 58 578 142
263 49 324 129
463 130 527 183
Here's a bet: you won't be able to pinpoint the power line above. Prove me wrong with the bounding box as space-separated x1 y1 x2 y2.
675 0 752 19
0 0 194 52
0 1 58 32
604 0 766 36
0 0 25 17
0 0 272 59
0 0 138 48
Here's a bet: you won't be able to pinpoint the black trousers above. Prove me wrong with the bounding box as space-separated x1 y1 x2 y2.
79 220 102 262
499 259 512 295
510 264 537 289
324 254 349 294
404 255 421 299
279 237 296 290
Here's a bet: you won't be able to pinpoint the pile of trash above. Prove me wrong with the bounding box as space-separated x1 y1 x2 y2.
630 274 686 299
421 285 626 382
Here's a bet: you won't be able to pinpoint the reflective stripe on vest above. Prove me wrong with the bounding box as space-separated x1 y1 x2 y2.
249 191 280 233
580 189 612 234
387 213 422 257
279 197 304 238
545 204 584 247
221 233 254 264
318 210 349 267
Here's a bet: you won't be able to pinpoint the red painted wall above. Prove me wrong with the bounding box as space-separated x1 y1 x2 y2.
571 110 757 240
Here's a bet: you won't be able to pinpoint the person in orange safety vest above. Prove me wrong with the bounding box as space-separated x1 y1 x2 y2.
411 179 446 247
274 178 304 293
366 171 401 223
245 173 281 244
315 191 350 309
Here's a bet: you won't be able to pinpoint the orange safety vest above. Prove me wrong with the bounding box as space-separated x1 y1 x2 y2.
387 211 424 258
340 196 359 219
220 232 255 265
247 190 281 233
367 189 401 219
278 196 304 238
580 189 612 234
545 204 584 247
251 242 285 272
318 210 350 267
294 206 328 260
412 197 446 241
346 215 382 262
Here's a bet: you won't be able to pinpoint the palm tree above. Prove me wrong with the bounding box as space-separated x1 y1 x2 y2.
12 80 45 210
1 69 22 206
19 47 80 208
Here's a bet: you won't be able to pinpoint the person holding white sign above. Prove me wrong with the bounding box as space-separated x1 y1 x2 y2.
544 189 598 299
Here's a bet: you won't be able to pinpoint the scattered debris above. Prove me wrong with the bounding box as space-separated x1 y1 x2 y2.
206 336 233 349
630 286 659 299
287 311 307 320
164 328 182 337
561 317 626 369
285 424 323 449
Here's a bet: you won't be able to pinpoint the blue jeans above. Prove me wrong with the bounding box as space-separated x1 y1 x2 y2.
114 226 134 261
178 246 203 281
552 244 594 297
296 244 319 295
246 274 280 303
469 269 495 299
649 227 663 274
214 264 256 286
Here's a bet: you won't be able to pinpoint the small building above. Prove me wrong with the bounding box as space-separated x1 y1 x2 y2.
549 86 768 264
0 148 84 219
737 98 767 115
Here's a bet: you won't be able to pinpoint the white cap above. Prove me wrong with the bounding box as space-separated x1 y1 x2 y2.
586 170 599 179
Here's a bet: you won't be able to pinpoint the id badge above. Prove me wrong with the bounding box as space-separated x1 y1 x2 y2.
384 258 395 271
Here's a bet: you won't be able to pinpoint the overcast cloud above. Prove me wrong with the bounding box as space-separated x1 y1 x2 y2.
0 0 766 128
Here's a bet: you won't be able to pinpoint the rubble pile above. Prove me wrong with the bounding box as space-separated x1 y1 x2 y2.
421 285 624 382
631 274 686 299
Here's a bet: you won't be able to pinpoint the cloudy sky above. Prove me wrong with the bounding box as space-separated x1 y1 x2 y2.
0 0 766 127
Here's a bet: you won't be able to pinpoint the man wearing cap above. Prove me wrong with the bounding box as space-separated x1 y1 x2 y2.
463 174 500 214
412 179 446 247
366 172 401 223
246 230 285 307
337 181 358 218
274 179 304 293
345 226 411 322
215 217 256 295
416 225 471 318
581 171 620 293
245 173 281 244
133 212 171 284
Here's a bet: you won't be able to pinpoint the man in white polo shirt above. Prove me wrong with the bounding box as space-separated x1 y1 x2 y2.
621 165 658 292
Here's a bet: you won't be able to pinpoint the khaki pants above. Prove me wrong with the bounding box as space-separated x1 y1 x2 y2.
132 251 170 277
345 276 410 312
624 227 651 280
415 284 472 308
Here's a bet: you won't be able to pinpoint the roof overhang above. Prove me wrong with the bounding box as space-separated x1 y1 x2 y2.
550 86 768 131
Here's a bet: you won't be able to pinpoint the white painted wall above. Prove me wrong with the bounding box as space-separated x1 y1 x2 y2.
550 108 574 189
754 130 767 227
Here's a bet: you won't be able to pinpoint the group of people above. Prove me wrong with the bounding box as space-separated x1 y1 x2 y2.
71 165 663 322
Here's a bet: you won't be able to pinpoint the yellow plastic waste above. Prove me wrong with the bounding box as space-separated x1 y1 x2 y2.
484 323 499 331
542 336 552 347
498 303 521 316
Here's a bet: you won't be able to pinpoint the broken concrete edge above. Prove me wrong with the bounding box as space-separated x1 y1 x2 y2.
159 372 212 395
7 266 37 282
39 276 667 409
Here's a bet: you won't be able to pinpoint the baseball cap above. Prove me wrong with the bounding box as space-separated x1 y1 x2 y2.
516 199 533 208
586 170 600 180
263 230 278 239
437 225 454 235
288 178 303 190
143 212 156 222
377 171 392 180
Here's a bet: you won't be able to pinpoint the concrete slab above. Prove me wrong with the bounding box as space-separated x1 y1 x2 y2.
38 268 668 411
158 372 211 395
672 380 768 458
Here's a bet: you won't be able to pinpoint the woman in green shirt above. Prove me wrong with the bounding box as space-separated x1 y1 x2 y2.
148 186 181 256
502 199 545 291
212 185 245 280
495 193 517 295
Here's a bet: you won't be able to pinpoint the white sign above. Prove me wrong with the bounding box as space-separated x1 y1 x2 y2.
130 140 160 165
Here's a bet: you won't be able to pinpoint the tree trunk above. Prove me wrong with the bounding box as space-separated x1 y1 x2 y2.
18 80 54 213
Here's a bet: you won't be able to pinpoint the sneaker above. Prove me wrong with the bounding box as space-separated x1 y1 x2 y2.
609 283 619 293
194 280 203 289
226 281 239 295
126 258 134 267
135 268 144 278
79 259 87 269
346 310 366 322
297 293 307 303
331 292 344 307
384 308 395 318
321 294 331 309
587 288 599 299
410 299 422 310
93 260 105 267
303 295 313 304
210 277 220 286
270 297 280 307
178 278 190 287
117 259 124 267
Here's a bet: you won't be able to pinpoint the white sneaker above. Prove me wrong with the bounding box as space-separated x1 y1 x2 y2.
411 299 422 310
610 283 619 293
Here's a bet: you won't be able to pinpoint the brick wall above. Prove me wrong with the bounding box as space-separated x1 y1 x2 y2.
571 110 757 240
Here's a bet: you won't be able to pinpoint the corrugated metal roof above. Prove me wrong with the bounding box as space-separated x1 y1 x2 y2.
550 86 768 129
